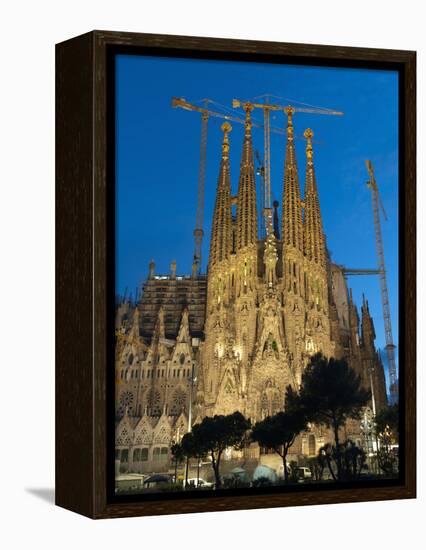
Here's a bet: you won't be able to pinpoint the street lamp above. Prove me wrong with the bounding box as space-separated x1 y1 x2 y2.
184 363 197 488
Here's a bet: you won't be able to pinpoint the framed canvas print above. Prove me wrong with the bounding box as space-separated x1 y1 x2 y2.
55 31 416 519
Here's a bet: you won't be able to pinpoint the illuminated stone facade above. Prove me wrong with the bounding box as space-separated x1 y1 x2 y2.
114 108 387 475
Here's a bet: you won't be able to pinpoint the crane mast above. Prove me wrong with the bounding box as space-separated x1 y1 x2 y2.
192 111 208 273
365 160 398 403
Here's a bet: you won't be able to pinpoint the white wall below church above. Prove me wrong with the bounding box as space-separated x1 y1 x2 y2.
0 1 424 549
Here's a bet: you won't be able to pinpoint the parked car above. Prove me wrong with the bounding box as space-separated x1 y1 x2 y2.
186 478 214 488
143 474 174 488
296 467 313 480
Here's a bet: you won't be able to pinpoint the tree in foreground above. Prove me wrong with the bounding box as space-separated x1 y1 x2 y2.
251 387 307 482
298 353 370 446
375 403 399 442
181 431 208 487
318 440 366 481
297 353 371 479
170 442 185 483
189 411 251 489
375 403 399 475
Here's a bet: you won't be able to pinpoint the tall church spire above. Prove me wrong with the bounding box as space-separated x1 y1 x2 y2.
361 296 376 349
303 128 326 268
209 122 233 268
236 104 258 250
282 108 303 254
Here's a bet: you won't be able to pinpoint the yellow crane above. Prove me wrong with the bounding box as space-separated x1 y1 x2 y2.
365 160 398 404
232 95 343 234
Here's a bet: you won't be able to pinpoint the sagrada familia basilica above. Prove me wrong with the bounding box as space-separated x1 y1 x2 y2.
115 105 387 476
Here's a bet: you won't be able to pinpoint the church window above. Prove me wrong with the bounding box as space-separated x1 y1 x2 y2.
141 448 149 461
179 353 185 365
147 389 161 416
131 370 134 379
141 370 144 379
153 447 160 460
128 353 134 365
173 369 176 377
121 449 128 463
308 434 316 456
170 389 186 415
133 448 141 462
153 447 168 463
118 391 134 417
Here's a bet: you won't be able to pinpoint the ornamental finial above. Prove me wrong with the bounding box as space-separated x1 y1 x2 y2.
243 102 253 135
221 122 232 159
284 106 295 140
304 128 314 164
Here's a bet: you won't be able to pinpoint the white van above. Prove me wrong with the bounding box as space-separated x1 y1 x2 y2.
186 478 214 488
296 467 313 479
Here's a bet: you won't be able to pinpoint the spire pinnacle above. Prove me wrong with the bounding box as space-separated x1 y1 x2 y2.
304 128 314 164
303 128 326 267
209 123 233 267
282 106 303 253
243 102 254 137
221 121 232 159
236 103 258 250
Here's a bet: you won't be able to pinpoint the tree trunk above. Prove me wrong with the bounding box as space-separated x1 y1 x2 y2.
283 455 288 483
333 421 342 480
333 422 340 448
326 455 337 481
185 456 189 487
211 453 221 489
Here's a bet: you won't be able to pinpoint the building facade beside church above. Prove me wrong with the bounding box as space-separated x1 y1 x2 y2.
115 105 387 477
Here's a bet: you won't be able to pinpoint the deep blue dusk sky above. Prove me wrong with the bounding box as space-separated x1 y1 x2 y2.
115 54 398 385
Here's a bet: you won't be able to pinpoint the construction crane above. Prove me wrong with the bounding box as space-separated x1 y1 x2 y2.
172 97 287 273
338 266 383 277
365 160 398 404
232 96 343 234
255 149 266 238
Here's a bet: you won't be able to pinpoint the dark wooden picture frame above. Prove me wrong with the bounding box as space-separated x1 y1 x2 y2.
56 30 416 519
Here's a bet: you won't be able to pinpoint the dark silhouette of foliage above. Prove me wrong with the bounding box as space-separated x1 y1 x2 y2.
297 353 370 478
189 411 251 489
251 388 307 482
307 456 325 481
318 440 367 481
375 403 399 443
181 431 209 486
375 403 399 475
170 442 185 483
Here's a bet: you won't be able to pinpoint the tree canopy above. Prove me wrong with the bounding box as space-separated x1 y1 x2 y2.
251 408 306 481
189 411 251 488
375 403 399 443
298 353 371 447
